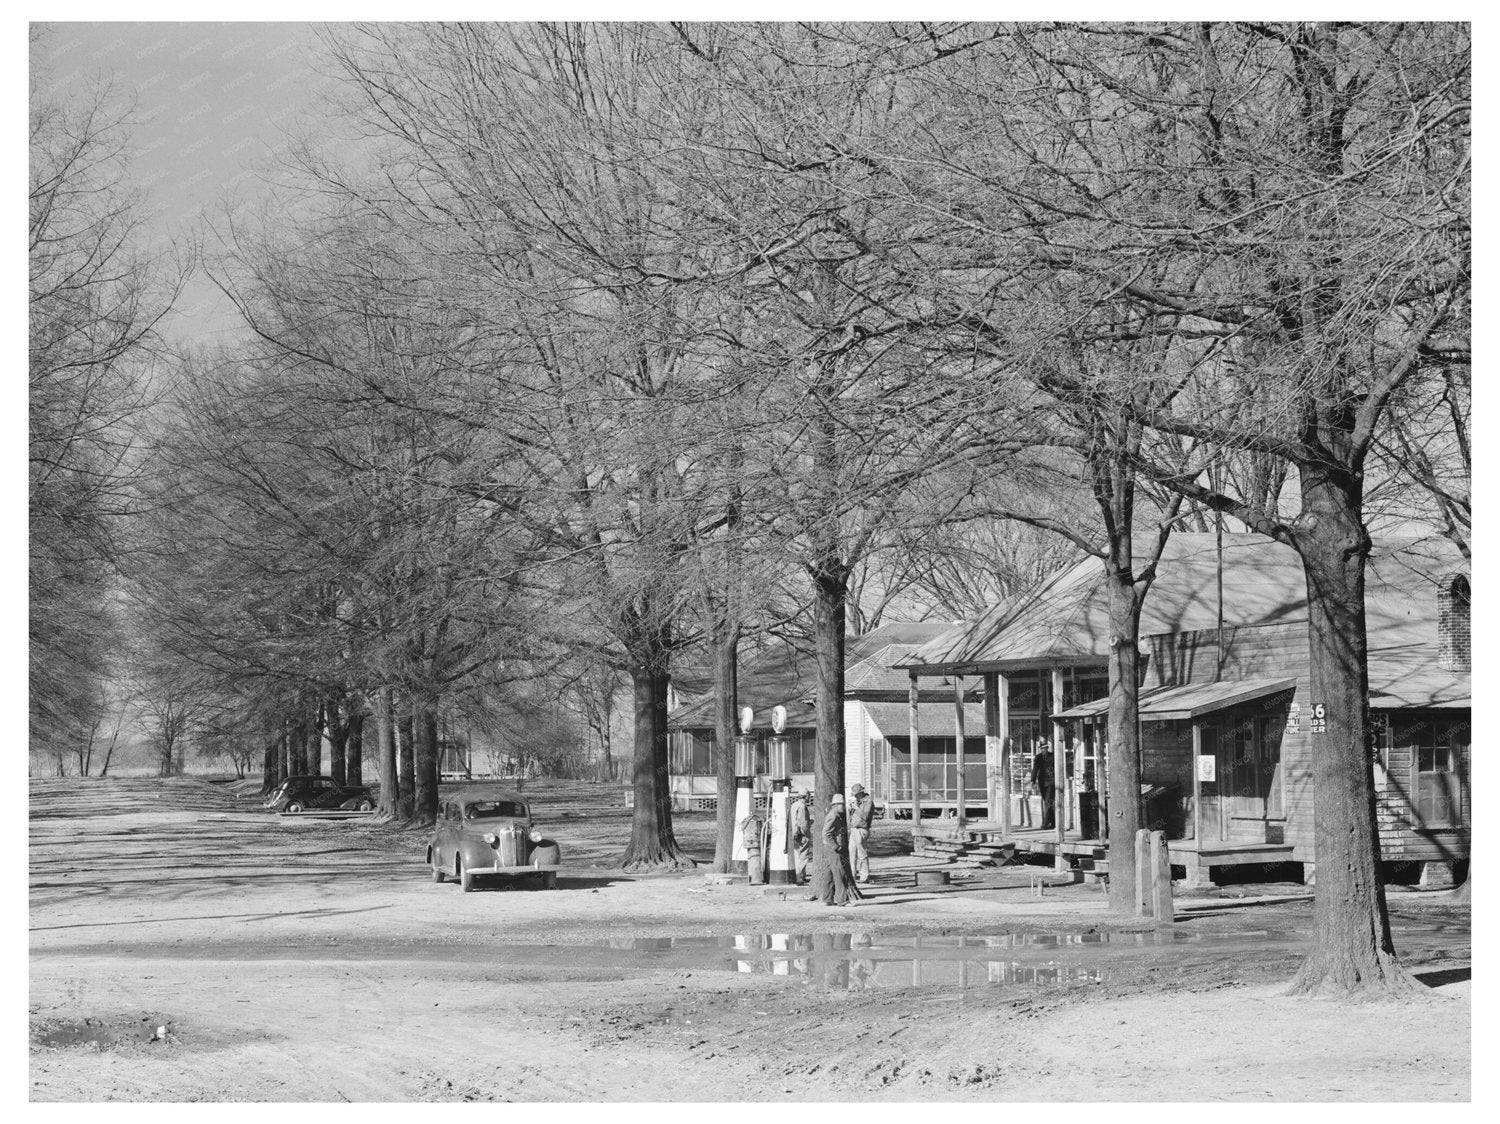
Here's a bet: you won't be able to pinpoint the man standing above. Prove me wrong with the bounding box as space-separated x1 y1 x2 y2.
819 794 863 906
791 792 813 883
1031 738 1056 830
848 783 875 883
739 807 764 883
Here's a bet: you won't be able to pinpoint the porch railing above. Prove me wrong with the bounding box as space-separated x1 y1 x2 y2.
886 762 987 805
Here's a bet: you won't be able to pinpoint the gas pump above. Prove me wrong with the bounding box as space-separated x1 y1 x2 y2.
766 704 795 885
730 706 756 876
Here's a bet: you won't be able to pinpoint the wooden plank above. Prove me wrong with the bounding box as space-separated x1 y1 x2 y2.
1134 829 1151 916
1151 830 1174 921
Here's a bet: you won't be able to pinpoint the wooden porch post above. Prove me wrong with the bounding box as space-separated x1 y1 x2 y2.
996 672 1011 834
1051 667 1067 870
1096 717 1109 841
954 674 966 828
1191 721 1202 844
908 671 922 849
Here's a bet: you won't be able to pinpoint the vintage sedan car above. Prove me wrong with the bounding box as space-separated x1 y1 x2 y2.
426 790 562 892
266 774 376 814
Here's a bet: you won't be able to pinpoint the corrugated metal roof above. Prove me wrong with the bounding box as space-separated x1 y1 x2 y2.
861 701 988 739
898 534 1471 713
1136 677 1297 720
1053 696 1112 720
900 533 1308 672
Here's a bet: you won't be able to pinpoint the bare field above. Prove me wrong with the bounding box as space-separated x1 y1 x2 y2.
29 776 1470 1102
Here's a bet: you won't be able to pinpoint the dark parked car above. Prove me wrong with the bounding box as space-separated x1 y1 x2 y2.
426 790 562 892
266 775 375 814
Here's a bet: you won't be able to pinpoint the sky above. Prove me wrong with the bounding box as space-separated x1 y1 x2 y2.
31 22 341 344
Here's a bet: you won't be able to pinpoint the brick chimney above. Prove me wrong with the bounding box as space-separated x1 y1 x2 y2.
1438 573 1470 672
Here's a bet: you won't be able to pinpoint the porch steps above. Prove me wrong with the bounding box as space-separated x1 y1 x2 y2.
913 836 1021 868
917 828 1113 874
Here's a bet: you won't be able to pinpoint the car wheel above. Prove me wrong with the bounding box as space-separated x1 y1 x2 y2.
285 801 304 814
356 798 374 812
458 858 475 893
542 871 558 891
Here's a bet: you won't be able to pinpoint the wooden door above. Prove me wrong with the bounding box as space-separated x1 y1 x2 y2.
1198 725 1223 842
1223 715 1281 842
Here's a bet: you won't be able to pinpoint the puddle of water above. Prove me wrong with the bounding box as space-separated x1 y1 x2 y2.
585 930 1303 992
598 929 1290 953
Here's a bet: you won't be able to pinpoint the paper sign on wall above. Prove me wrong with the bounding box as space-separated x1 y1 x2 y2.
1310 703 1327 735
1197 755 1216 782
1286 702 1301 733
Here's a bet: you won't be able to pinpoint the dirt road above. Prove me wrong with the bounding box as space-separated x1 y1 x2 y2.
29 776 1470 1101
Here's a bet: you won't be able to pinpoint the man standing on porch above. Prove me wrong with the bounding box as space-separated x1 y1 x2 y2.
1031 739 1056 830
848 784 875 883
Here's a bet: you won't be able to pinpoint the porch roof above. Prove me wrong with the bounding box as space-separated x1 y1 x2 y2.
862 701 988 739
1055 677 1297 722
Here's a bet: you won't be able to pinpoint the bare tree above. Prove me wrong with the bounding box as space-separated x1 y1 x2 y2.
972 22 1470 995
29 49 179 753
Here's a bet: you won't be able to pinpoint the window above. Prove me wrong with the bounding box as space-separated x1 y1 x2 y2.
1007 674 1041 712
1008 717 1042 785
788 731 816 773
1417 744 1458 826
1065 672 1109 710
1392 713 1469 828
669 731 715 776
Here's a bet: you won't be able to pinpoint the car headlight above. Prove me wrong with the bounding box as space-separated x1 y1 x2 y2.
483 833 498 845
528 829 543 843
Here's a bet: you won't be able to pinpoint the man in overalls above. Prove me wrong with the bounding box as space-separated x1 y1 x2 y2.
848 783 875 883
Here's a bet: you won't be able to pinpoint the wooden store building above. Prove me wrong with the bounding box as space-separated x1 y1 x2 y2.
896 533 1471 888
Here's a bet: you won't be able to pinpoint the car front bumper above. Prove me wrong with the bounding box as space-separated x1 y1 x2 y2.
468 862 560 876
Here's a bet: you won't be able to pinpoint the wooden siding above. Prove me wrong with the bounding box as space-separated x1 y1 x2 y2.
1145 621 1469 865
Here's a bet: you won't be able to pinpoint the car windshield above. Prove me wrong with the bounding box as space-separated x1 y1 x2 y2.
464 801 526 820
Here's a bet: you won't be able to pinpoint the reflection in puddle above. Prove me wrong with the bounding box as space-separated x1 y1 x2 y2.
583 929 1306 992
722 932 1109 990
602 928 1282 954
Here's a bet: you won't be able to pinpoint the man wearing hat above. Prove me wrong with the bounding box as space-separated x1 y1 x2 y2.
848 783 875 883
790 791 813 883
819 794 863 905
1031 738 1057 830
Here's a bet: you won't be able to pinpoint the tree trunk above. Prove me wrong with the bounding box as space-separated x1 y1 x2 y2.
397 707 416 821
374 687 398 816
328 699 348 786
809 559 848 901
1286 472 1416 996
620 631 691 870
289 716 307 776
278 724 291 782
306 703 323 776
710 620 739 872
346 711 364 788
98 723 120 777
1103 566 1145 914
260 724 279 794
414 700 440 826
